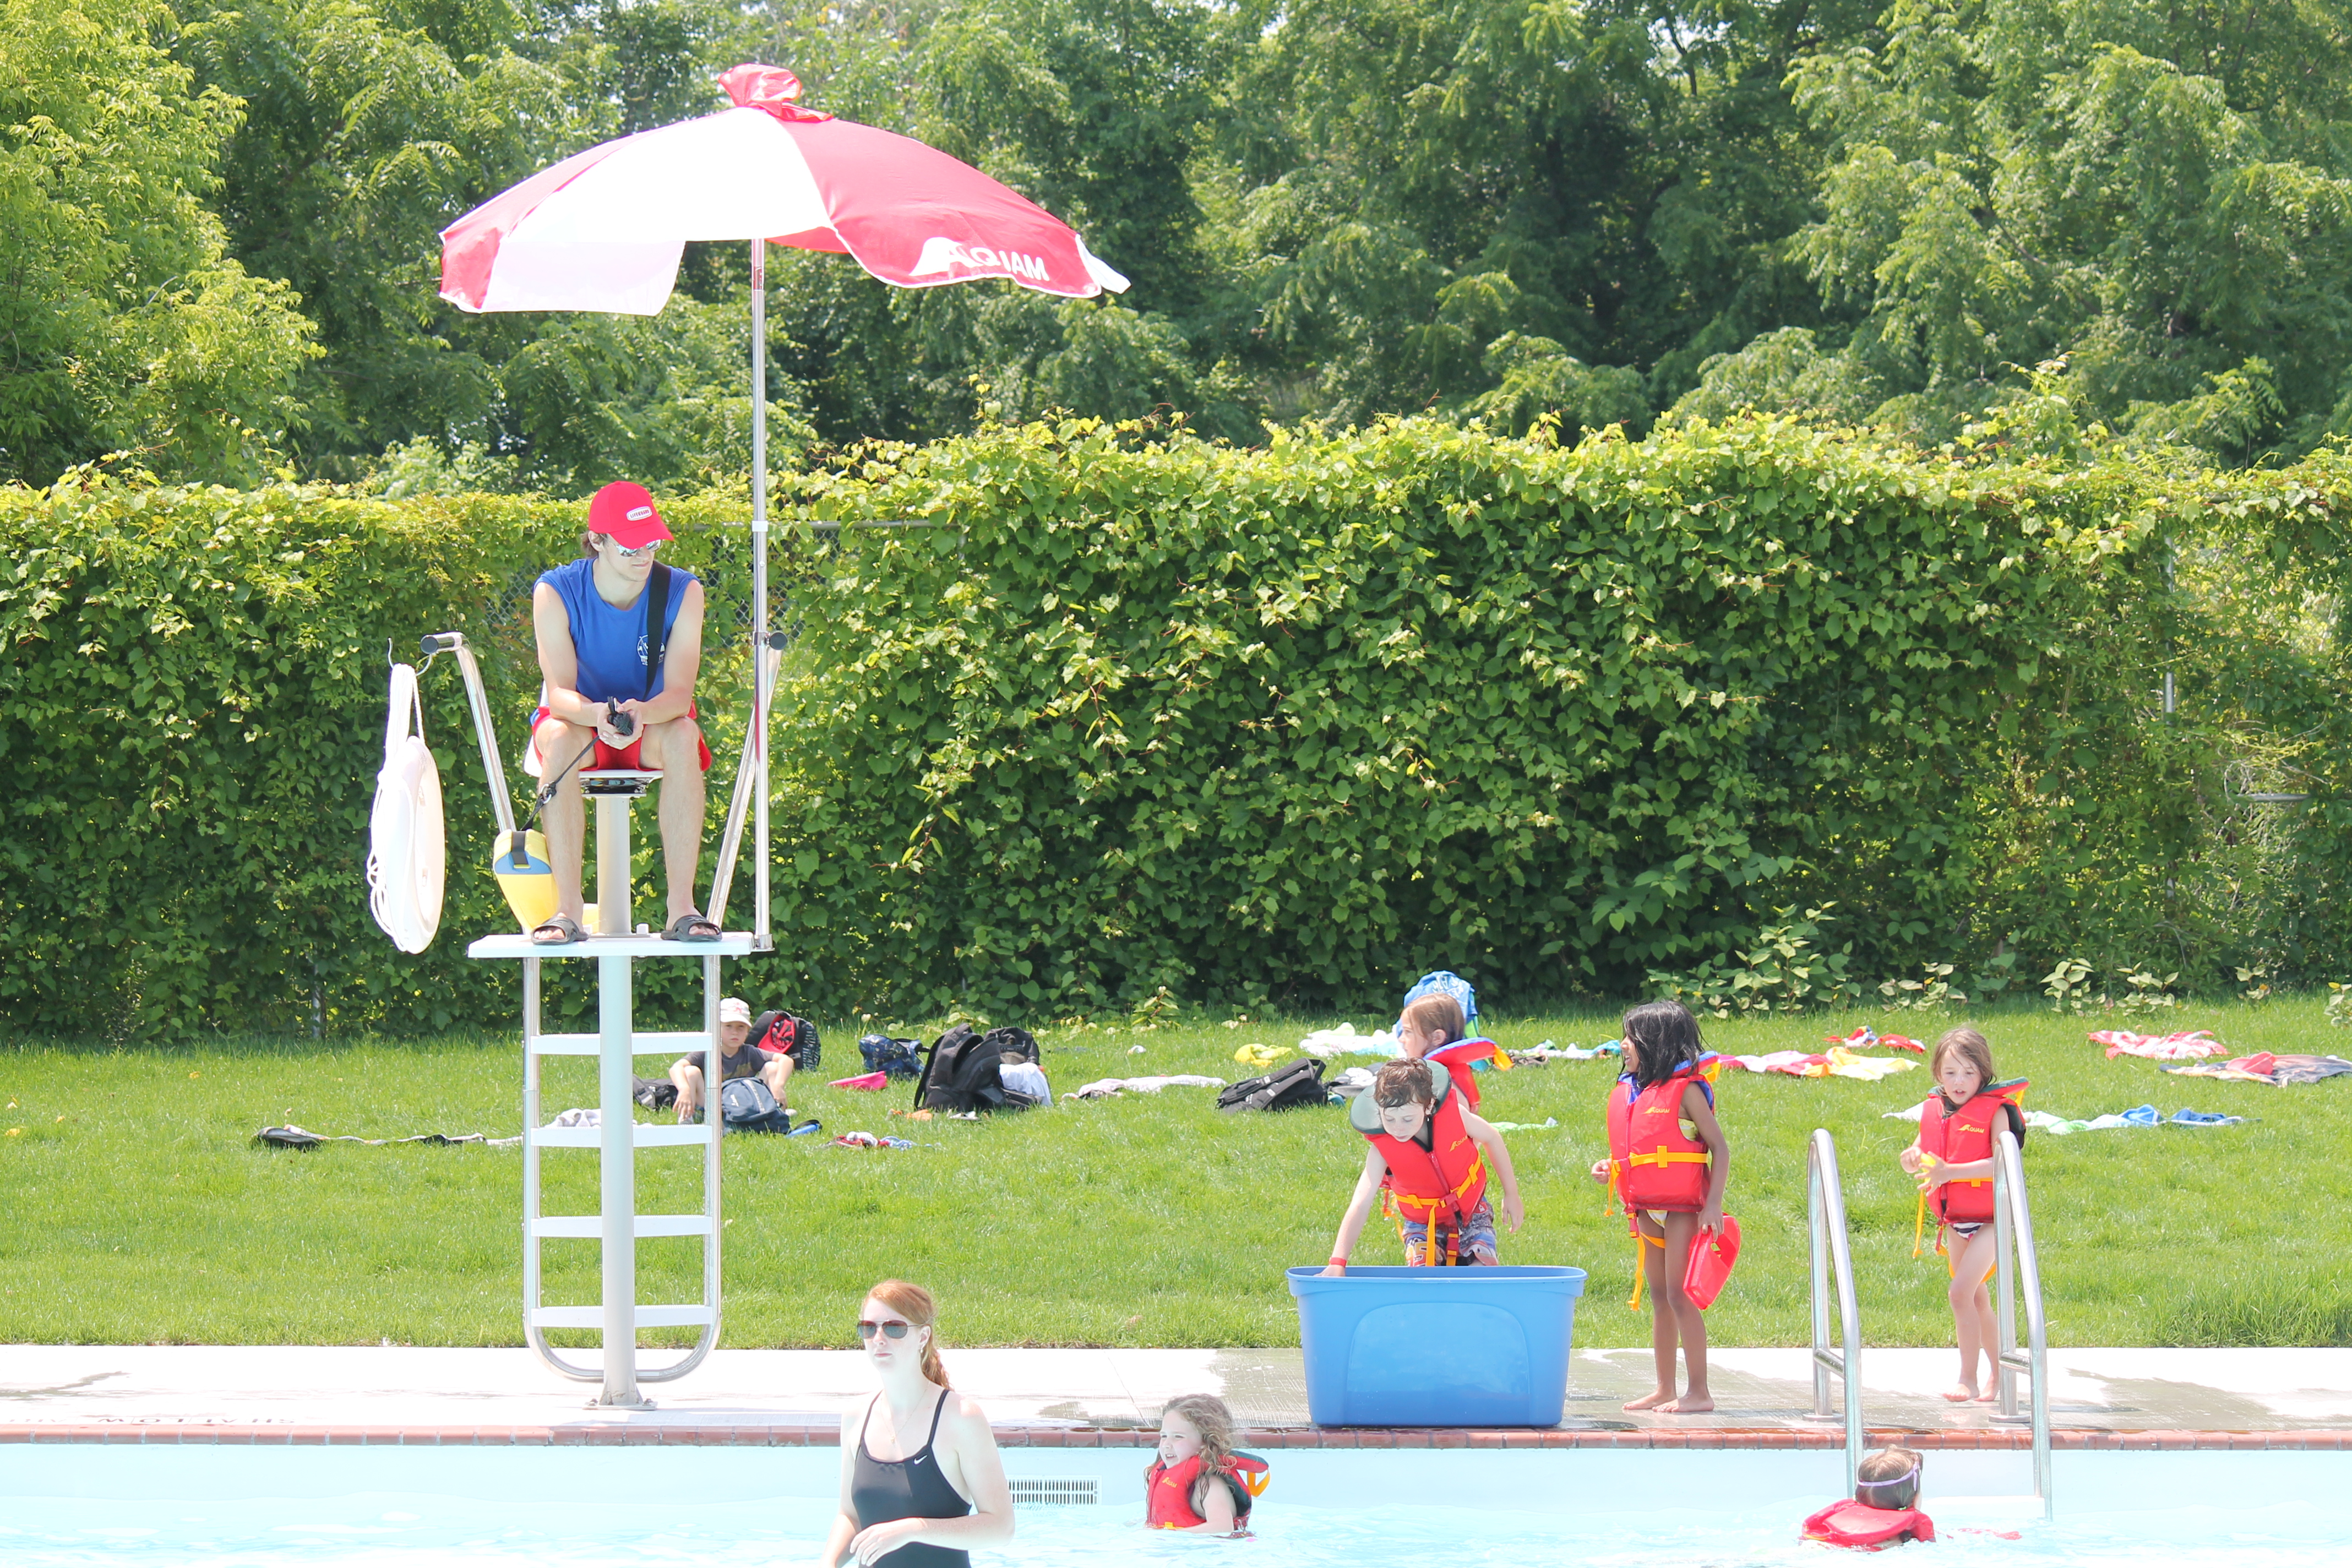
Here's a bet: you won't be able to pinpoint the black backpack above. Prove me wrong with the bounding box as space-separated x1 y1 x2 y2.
860 1033 925 1078
750 1010 821 1071
917 1025 1043 1113
1218 1057 1329 1113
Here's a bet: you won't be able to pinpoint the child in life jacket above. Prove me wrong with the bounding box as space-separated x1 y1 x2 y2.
1145 1395 1268 1534
1801 1446 1936 1549
1899 1026 2028 1403
1320 1058 1525 1272
1587 999 1729 1413
1396 992 1508 1111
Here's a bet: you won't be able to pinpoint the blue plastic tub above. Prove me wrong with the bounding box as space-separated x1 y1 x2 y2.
1286 1265 1587 1427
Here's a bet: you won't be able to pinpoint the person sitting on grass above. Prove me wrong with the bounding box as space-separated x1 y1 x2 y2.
526 480 717 946
1321 1058 1524 1273
669 997 793 1123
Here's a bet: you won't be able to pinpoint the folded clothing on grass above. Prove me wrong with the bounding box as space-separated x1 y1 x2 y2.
1064 1073 1228 1101
2165 1053 2352 1086
257 1125 516 1148
2092 1028 2227 1061
1295 1023 1401 1058
1728 1046 1918 1081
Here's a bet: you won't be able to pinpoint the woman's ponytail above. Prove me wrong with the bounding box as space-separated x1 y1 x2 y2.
867 1278 950 1390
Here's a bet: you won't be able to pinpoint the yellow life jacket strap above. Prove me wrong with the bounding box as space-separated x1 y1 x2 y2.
1629 1229 1665 1311
1626 1150 1711 1167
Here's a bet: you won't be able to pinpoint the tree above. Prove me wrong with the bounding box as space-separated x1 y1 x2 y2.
1 0 317 486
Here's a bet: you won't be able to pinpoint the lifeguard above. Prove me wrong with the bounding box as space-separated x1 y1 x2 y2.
526 480 718 946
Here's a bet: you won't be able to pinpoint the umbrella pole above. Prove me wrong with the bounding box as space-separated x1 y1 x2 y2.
751 239 771 952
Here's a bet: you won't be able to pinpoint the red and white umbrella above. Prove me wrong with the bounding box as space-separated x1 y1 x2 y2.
435 63 1128 951
440 63 1127 314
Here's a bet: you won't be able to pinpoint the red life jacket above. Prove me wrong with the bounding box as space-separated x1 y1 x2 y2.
1349 1063 1488 1254
1915 1079 2028 1225
1425 1038 1506 1109
1800 1500 1937 1549
1605 1058 1717 1218
1146 1452 1268 1528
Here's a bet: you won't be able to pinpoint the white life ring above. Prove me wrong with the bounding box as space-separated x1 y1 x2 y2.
367 662 445 953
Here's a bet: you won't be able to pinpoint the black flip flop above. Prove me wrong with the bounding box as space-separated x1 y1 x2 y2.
663 910 721 943
531 912 587 946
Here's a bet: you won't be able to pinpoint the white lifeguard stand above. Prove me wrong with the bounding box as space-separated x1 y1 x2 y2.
469 766 759 1407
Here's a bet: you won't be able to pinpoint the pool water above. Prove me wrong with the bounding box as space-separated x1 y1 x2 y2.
3 1447 2344 1567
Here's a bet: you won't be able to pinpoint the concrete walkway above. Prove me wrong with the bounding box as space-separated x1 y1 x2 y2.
6 1344 2351 1438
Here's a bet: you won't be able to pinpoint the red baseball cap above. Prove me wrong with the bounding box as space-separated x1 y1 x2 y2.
587 481 672 548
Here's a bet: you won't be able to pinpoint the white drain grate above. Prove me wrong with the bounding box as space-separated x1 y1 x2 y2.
1008 1477 1099 1507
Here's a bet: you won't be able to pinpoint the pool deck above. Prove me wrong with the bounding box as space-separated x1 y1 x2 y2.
5 1344 2351 1450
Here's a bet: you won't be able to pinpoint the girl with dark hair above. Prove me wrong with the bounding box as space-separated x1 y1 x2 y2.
1589 998 1731 1412
819 1280 1012 1567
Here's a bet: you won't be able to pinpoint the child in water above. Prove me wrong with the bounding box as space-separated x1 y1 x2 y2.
1589 999 1729 1413
1145 1395 1264 1534
1801 1446 1936 1547
1899 1026 2028 1402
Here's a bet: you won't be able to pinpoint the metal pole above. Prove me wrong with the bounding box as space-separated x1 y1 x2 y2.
750 239 771 951
703 954 723 1350
598 951 640 1406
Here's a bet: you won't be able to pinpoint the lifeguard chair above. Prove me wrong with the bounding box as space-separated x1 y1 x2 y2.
412 555 780 1409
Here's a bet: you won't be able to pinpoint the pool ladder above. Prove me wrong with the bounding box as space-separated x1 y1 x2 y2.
1989 1128 2054 1518
1806 1127 2053 1521
1804 1129 1866 1489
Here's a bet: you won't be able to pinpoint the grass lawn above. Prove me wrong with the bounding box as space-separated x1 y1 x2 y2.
4 997 2349 1350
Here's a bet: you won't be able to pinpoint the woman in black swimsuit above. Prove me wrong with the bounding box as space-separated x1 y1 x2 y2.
819 1279 1012 1567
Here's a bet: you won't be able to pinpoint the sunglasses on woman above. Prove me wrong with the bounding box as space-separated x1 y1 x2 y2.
857 1319 913 1340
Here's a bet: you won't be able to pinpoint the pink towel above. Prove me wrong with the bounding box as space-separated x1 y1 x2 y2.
828 1071 888 1091
2091 1029 2226 1061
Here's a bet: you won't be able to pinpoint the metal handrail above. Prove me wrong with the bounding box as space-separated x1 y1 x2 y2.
1990 1128 2052 1517
1805 1129 1866 1489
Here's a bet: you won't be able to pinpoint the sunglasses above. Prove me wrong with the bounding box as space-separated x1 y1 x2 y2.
611 540 661 559
856 1319 914 1340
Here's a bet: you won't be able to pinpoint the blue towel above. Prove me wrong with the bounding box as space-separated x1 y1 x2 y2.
2121 1103 2159 1126
2167 1108 2244 1126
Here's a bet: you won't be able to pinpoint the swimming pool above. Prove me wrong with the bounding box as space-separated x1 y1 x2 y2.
3 1446 2344 1565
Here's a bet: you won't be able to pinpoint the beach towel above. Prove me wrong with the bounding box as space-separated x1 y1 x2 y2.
2091 1028 2226 1062
2165 1053 2352 1087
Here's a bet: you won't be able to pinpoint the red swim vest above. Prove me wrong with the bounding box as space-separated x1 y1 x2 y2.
1605 1059 1717 1218
1146 1453 1268 1528
1800 1500 1937 1548
1349 1063 1488 1253
1425 1038 1505 1109
1915 1079 2029 1225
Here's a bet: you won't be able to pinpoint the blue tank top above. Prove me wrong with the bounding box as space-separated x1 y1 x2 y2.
537 558 694 704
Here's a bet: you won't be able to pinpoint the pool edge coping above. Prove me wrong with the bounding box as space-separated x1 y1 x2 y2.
2 1424 2345 1451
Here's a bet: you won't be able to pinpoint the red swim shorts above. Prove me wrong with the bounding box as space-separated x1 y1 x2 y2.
531 702 714 773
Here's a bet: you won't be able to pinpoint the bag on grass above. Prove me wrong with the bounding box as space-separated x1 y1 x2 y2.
633 1075 679 1111
1218 1057 1327 1113
919 1023 1046 1113
720 1076 796 1134
752 1010 822 1071
860 1033 925 1078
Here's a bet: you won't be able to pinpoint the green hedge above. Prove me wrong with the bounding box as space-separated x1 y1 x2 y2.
6 419 2350 1037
